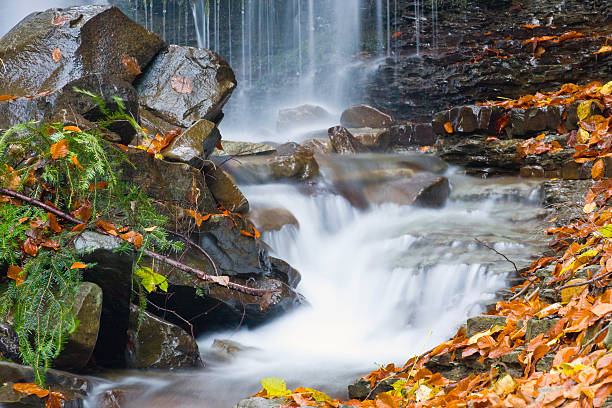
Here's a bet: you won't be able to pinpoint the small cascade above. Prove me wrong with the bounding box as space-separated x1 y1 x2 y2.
376 0 383 55
415 0 421 55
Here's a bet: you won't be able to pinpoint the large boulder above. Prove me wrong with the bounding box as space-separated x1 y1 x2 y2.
276 104 334 132
328 126 366 154
205 166 250 214
0 6 165 97
54 282 103 371
248 207 299 232
136 45 236 128
340 104 395 129
127 305 203 369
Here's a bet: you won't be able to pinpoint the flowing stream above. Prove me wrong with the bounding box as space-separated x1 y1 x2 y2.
1 2 550 407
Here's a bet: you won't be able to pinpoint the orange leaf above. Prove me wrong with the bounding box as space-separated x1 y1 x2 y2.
391 31 402 39
70 155 85 171
444 122 453 133
523 24 540 29
495 114 511 134
13 383 49 398
73 201 92 222
120 55 142 76
170 76 193 94
7 266 25 285
71 223 87 233
119 231 143 248
70 262 87 270
486 136 500 142
45 391 67 408
50 139 69 159
594 45 612 55
419 145 431 152
52 47 62 63
51 15 70 27
0 95 17 102
592 158 604 180
186 209 212 227
116 144 129 152
216 140 224 151
62 126 82 133
240 230 255 238
46 212 61 234
96 219 118 235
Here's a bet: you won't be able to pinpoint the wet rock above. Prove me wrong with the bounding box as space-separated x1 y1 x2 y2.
350 128 394 151
432 106 505 136
269 257 302 289
216 147 319 184
54 282 103 371
95 388 140 408
136 45 236 128
122 148 217 218
0 74 139 144
388 123 437 147
466 315 507 337
74 232 133 368
302 138 334 154
0 361 90 406
248 207 299 232
0 6 165 97
542 179 595 225
526 318 561 341
213 141 277 157
0 323 21 364
161 119 221 165
205 166 250 214
328 126 366 154
233 397 287 408
211 339 257 361
340 104 395 129
127 305 203 369
276 104 334 132
363 172 450 208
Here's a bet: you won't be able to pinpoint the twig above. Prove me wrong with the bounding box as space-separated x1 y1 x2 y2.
580 323 610 354
0 187 269 297
556 271 612 292
509 276 539 301
168 230 219 276
474 238 519 274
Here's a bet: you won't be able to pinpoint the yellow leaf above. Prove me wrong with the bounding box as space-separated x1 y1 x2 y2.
600 81 612 96
577 100 593 121
467 325 505 345
561 279 587 303
557 362 587 376
583 202 597 214
494 374 517 397
260 377 292 397
577 128 590 144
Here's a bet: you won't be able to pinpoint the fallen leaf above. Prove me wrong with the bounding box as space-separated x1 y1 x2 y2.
592 158 605 180
52 47 62 63
47 213 61 233
13 383 49 398
0 95 17 102
186 209 211 227
494 374 518 397
70 262 87 270
523 24 540 29
50 139 69 159
209 275 230 286
45 391 67 408
23 237 39 257
97 219 118 235
583 202 597 213
119 230 143 248
70 155 85 171
62 126 81 132
561 279 587 303
444 122 453 133
51 15 70 27
170 76 193 94
594 45 612 55
120 55 141 76
7 266 25 285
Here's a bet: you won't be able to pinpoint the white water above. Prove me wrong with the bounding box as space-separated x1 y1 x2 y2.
85 172 546 407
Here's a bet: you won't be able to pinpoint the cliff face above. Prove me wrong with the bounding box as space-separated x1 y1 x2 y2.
364 0 612 122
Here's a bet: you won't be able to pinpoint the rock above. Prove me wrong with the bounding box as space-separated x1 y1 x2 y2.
0 361 90 406
348 378 394 400
0 74 140 144
0 6 165 97
363 172 450 208
350 128 394 151
215 147 319 184
54 282 103 371
0 323 21 364
205 166 250 214
211 339 257 360
542 179 595 225
388 123 437 147
526 318 561 341
161 119 221 165
466 315 508 337
122 148 217 220
74 232 133 368
340 104 395 129
136 45 236 128
127 305 203 369
233 397 287 408
276 104 334 132
213 140 277 157
94 388 141 408
268 257 302 289
302 138 334 154
248 207 299 232
328 126 366 154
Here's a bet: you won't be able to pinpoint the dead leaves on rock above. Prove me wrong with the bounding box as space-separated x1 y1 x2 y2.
12 383 66 407
170 75 193 94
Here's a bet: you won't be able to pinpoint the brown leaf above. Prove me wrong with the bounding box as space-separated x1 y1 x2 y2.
45 391 67 408
97 219 118 235
72 201 92 222
171 76 193 94
50 139 69 159
13 383 49 398
120 55 141 76
71 223 87 233
119 231 143 248
52 48 62 63
47 213 62 233
7 266 25 285
41 240 60 250
496 114 511 134
23 237 39 257
216 140 224 151
592 158 605 180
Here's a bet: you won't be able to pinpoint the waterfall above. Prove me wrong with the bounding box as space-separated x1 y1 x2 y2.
376 0 383 55
415 0 421 55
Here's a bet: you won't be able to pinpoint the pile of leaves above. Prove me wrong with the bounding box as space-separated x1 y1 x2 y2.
251 82 612 407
